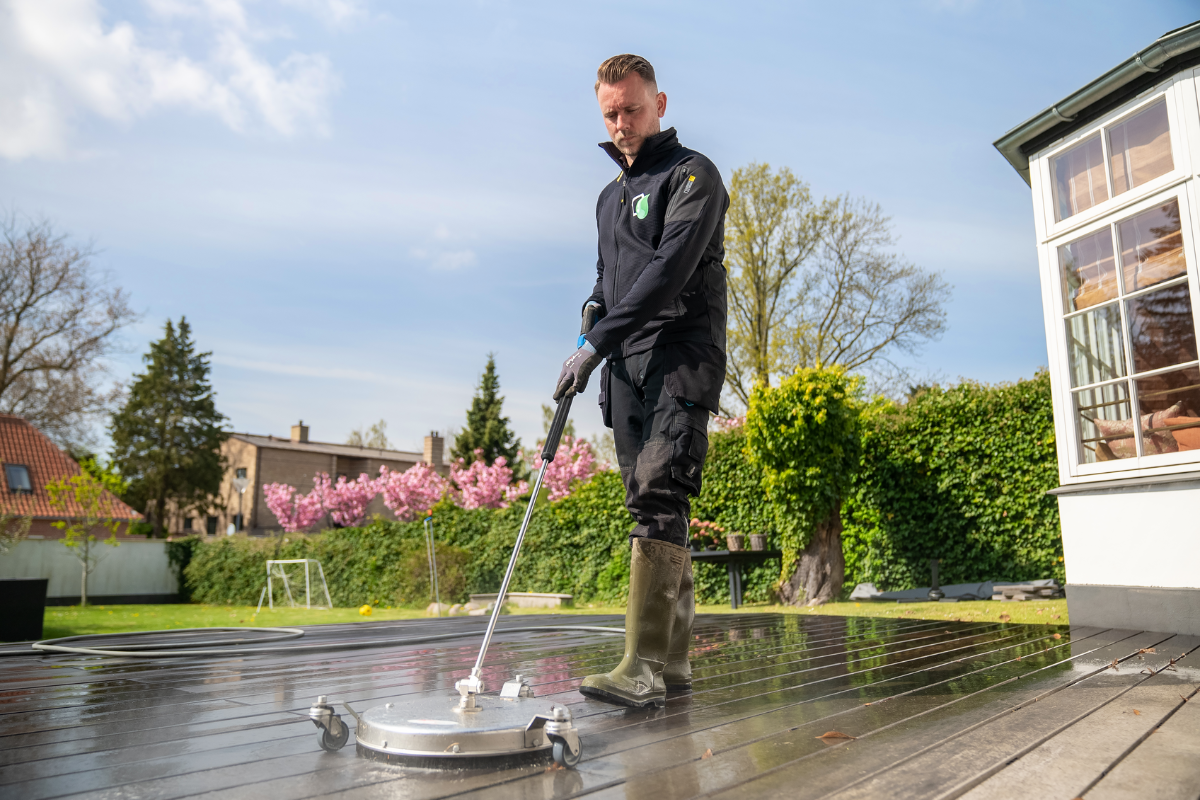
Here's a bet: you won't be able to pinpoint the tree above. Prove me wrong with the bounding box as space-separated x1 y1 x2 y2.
0 511 32 555
784 196 951 389
0 213 137 449
71 449 130 499
109 318 228 537
46 473 121 606
746 366 862 606
724 163 828 408
347 419 391 449
723 164 950 408
451 354 520 467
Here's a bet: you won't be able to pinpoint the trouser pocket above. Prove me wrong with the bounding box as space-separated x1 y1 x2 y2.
670 405 709 496
598 361 612 428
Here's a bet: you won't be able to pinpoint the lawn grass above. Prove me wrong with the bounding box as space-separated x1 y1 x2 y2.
34 597 1068 640
754 598 1069 625
40 604 429 639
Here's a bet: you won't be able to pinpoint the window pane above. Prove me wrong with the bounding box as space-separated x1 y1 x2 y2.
1075 383 1133 463
1053 134 1109 221
1066 302 1126 387
1060 227 1117 312
1118 199 1185 293
1108 98 1173 195
1135 366 1200 455
1126 282 1197 373
4 464 31 493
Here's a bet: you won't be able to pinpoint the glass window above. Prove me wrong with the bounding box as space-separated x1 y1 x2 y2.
1126 282 1196 373
1060 227 1117 312
182 518 193 531
1118 199 1185 292
1050 95 1175 224
1066 303 1126 387
206 516 218 535
1053 134 1108 222
4 464 31 494
1075 383 1133 462
1134 366 1200 456
1063 194 1199 466
1108 99 1173 196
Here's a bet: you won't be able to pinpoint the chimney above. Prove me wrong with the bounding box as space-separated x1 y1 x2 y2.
424 431 444 465
291 420 309 444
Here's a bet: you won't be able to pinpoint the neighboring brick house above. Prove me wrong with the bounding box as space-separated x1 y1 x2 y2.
172 422 447 536
0 414 141 540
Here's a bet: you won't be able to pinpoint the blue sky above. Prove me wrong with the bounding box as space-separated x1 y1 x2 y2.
1 0 1196 455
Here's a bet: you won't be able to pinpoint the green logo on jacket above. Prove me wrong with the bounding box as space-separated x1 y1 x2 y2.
632 193 649 220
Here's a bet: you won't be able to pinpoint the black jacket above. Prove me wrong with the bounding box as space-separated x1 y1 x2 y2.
583 128 729 363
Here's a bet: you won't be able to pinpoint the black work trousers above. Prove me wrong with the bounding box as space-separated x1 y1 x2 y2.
608 347 711 547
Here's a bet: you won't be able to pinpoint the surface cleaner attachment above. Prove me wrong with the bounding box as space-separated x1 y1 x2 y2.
312 309 598 770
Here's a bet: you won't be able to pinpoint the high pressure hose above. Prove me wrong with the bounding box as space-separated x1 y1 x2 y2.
24 623 624 658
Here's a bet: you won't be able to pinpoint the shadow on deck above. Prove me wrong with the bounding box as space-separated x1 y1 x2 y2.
0 613 1197 799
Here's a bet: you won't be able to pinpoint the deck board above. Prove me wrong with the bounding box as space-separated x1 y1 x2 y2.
1 613 1196 799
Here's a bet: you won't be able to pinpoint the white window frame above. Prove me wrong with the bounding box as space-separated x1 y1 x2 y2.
1045 183 1200 476
1039 78 1191 241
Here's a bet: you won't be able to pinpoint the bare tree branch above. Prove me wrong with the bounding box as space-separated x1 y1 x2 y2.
723 172 951 409
0 212 138 448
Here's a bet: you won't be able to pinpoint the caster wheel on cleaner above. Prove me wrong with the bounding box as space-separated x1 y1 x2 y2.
552 739 581 768
318 720 350 752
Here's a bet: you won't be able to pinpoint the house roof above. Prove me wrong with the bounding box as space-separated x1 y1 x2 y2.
230 433 426 463
0 414 140 520
995 20 1200 184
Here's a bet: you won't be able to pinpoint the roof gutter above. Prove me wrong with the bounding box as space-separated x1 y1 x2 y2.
994 21 1200 185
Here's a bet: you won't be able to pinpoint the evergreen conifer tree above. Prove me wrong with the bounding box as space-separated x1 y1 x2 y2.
109 318 228 537
452 354 521 468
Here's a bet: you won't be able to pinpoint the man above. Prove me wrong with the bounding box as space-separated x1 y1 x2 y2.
555 54 728 708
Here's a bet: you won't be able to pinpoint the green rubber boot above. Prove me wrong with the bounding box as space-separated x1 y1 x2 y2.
663 550 694 691
579 538 687 708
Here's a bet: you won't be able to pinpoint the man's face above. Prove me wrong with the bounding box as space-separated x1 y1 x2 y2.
597 73 666 161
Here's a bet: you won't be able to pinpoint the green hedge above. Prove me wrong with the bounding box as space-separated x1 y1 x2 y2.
842 370 1064 590
183 372 1063 606
691 424 779 604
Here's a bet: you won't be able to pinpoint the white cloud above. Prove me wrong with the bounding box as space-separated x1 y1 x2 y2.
0 0 342 160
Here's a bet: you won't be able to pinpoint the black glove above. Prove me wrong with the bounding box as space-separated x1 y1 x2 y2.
554 345 603 400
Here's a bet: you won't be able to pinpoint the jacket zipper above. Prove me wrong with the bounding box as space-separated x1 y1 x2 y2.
611 175 625 347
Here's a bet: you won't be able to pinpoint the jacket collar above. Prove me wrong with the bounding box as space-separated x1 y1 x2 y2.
599 127 680 175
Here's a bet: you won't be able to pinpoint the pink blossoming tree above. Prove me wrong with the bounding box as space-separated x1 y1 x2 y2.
263 439 596 531
378 462 448 521
524 435 596 502
450 450 522 510
262 482 325 533
311 473 378 528
711 415 745 433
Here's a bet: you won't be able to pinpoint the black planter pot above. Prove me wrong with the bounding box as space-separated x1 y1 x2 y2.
0 578 48 641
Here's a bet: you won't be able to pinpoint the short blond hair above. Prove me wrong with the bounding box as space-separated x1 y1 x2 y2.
595 54 656 93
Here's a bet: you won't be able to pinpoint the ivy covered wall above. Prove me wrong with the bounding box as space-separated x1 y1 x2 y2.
843 370 1064 589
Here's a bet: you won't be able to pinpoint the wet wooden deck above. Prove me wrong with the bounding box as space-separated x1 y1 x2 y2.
0 613 1197 799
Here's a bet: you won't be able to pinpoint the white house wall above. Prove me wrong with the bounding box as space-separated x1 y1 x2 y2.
0 540 178 601
1059 483 1200 588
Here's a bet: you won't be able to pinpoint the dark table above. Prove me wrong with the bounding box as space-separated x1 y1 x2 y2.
690 549 782 609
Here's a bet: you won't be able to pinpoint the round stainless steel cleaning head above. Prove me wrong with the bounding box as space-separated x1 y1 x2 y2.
354 694 559 766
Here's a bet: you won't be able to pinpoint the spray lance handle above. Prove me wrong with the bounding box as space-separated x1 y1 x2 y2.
544 303 602 463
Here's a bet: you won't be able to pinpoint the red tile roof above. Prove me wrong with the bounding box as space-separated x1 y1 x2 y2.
0 414 140 521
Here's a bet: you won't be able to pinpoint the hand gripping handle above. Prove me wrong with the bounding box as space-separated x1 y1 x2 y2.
544 305 601 462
